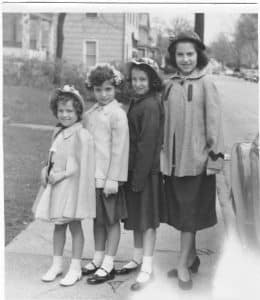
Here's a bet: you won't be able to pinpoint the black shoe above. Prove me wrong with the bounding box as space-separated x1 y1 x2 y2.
86 268 115 285
178 269 193 290
130 271 154 291
115 260 140 275
178 277 193 290
167 256 200 278
189 256 200 273
82 261 98 276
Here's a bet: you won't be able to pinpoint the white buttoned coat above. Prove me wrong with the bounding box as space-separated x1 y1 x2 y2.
83 99 129 186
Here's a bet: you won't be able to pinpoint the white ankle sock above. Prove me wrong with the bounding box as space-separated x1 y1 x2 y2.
124 248 143 269
141 256 153 274
52 256 63 269
85 251 104 270
96 255 114 276
136 256 153 283
69 258 81 272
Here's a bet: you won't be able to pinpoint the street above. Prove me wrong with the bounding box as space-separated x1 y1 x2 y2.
5 76 259 300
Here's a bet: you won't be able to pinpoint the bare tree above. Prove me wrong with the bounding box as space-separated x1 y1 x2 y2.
166 17 193 38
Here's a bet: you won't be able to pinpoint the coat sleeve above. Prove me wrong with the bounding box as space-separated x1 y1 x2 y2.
131 100 161 192
204 76 225 173
107 109 129 182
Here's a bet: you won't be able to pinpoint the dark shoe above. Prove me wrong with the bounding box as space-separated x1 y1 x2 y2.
189 256 200 273
178 269 193 290
130 271 154 291
178 277 193 290
167 256 200 278
115 260 140 275
82 261 98 276
86 268 115 285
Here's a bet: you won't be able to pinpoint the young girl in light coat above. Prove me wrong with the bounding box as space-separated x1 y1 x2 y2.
82 64 129 284
32 85 95 286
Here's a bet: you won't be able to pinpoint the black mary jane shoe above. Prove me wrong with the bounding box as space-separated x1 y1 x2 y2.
82 261 98 276
189 256 200 273
130 271 154 291
86 267 115 285
115 260 141 275
177 269 193 290
167 256 200 278
178 277 193 290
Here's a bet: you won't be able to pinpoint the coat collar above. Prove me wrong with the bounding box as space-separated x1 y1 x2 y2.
169 68 207 81
53 122 82 140
91 99 119 112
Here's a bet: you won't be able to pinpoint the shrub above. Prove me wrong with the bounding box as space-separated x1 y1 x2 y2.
3 56 134 104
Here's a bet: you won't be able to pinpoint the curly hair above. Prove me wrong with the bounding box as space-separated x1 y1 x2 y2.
49 92 84 121
86 64 122 88
168 41 209 70
129 64 163 93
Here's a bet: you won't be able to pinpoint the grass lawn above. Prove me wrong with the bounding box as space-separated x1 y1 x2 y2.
4 85 94 244
4 125 51 244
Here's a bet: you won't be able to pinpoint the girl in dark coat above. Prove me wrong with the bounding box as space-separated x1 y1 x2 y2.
116 58 164 291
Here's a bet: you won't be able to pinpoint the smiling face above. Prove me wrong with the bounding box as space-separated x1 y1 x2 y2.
93 80 115 106
57 100 78 128
131 68 150 95
175 42 198 75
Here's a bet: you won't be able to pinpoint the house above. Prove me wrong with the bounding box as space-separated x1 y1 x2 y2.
3 13 56 60
62 13 139 68
3 12 160 69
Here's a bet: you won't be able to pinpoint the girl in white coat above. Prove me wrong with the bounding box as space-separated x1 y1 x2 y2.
32 85 95 286
82 64 129 284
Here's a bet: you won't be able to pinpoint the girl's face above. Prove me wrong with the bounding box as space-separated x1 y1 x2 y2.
131 68 149 95
57 100 78 128
93 80 115 106
175 42 198 75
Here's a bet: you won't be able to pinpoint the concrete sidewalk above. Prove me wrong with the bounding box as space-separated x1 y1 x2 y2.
5 206 225 300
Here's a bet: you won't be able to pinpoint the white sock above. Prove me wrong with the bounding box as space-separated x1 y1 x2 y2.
124 248 143 269
69 258 81 272
52 256 63 269
95 255 114 276
136 256 153 283
85 251 104 270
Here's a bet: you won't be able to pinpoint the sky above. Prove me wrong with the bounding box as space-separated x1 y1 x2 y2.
151 12 241 45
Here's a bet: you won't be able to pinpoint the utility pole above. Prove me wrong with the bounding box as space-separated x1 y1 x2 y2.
194 13 204 43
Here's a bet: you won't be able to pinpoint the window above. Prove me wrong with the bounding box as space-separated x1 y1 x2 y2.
3 13 22 47
41 20 51 49
30 18 38 49
85 41 97 67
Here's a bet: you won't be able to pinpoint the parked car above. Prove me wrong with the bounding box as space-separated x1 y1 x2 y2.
242 69 259 83
230 134 259 250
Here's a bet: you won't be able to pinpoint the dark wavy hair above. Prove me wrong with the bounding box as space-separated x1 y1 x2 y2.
129 64 163 93
86 65 118 88
168 41 209 70
49 92 84 121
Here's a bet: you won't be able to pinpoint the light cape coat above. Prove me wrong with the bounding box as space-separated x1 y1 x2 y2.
83 99 129 185
32 122 96 221
160 68 225 177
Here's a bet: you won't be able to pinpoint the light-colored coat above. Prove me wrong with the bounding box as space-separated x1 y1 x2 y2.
160 69 225 177
83 99 129 185
32 122 96 221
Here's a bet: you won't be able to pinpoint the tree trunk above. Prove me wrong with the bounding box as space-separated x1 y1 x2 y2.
56 13 66 59
53 13 66 84
194 13 204 43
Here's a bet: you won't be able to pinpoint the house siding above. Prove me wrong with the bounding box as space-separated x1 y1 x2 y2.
63 13 125 66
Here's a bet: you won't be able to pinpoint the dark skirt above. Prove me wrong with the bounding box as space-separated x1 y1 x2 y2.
163 172 217 232
95 187 127 226
123 173 164 231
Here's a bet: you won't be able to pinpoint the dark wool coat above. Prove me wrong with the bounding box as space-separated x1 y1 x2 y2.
127 92 164 192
